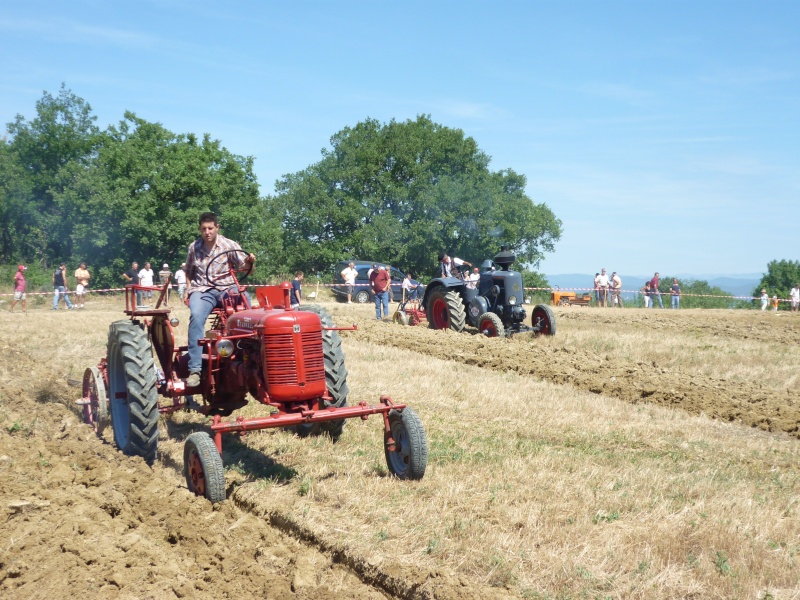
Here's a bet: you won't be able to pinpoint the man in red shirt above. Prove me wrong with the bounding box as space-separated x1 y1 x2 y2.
650 272 663 308
369 264 391 320
11 265 27 314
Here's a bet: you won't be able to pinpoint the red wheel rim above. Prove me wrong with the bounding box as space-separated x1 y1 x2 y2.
480 318 499 337
187 450 206 496
430 298 449 328
533 308 551 335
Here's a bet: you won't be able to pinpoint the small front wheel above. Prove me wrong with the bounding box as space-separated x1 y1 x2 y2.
478 312 504 337
393 310 409 326
532 304 556 336
184 432 226 503
385 408 427 480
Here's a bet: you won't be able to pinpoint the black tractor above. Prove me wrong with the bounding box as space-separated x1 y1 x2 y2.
421 246 555 337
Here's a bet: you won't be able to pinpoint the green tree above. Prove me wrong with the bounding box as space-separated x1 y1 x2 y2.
752 260 800 310
269 115 562 278
678 279 733 309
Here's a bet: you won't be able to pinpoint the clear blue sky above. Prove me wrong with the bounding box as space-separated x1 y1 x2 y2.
2 1 797 276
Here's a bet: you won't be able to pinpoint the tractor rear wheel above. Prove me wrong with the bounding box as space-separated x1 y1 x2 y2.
81 366 109 434
393 310 409 326
478 312 504 337
107 320 159 464
426 288 465 332
532 304 556 336
295 305 349 440
184 432 225 503
385 407 427 480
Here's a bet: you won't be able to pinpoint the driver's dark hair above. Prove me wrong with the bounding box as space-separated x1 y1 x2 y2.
199 211 218 226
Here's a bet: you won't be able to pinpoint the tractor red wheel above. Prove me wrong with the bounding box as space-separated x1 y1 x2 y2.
184 432 226 503
385 408 427 480
531 304 556 336
478 312 504 337
426 288 466 332
81 366 108 434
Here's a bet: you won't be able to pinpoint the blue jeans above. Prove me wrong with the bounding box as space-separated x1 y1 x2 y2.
671 295 680 309
374 290 389 319
651 292 663 308
53 286 73 309
188 289 224 373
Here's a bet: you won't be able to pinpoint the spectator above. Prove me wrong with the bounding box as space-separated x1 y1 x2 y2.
596 268 609 307
138 261 155 305
465 266 480 290
370 265 391 320
670 278 681 309
158 263 172 305
611 271 623 307
184 211 255 388
340 261 358 303
122 261 142 307
790 283 799 312
290 271 303 308
760 289 768 311
52 262 74 310
74 261 90 309
772 295 779 313
650 272 664 308
593 273 600 304
10 265 27 314
175 263 187 302
402 272 420 300
641 281 652 308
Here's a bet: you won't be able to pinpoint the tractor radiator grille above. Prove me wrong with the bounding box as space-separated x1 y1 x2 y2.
263 331 325 386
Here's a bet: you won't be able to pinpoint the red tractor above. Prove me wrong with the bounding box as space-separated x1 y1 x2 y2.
79 250 428 503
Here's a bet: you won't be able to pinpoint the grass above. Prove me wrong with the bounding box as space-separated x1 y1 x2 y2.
1 294 799 598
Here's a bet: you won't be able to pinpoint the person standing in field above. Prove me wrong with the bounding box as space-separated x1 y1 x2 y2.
122 261 141 307
138 261 155 306
10 265 27 314
772 295 779 313
593 273 600 304
650 272 664 308
175 263 187 302
340 261 358 303
290 271 303 308
760 289 769 311
52 262 74 310
74 261 90 309
790 284 799 312
158 263 172 304
611 271 623 307
596 268 609 307
370 265 391 320
641 280 652 308
670 278 681 309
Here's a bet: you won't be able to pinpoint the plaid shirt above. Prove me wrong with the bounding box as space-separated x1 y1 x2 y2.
185 233 244 295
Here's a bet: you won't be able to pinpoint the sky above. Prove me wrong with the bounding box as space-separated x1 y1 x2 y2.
1 1 798 277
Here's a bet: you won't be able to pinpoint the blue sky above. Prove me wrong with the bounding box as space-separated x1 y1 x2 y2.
2 1 797 276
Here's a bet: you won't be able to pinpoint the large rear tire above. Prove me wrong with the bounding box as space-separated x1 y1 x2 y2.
295 305 349 440
107 320 159 464
532 304 556 336
385 407 427 480
478 312 504 337
426 288 466 332
184 432 226 503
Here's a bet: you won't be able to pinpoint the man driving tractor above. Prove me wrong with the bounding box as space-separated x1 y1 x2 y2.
184 212 255 388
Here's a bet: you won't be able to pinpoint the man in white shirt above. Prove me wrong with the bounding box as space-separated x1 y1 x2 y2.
611 271 623 307
596 268 609 307
175 263 187 302
138 261 155 305
402 272 420 301
790 284 800 312
340 261 358 303
465 267 480 290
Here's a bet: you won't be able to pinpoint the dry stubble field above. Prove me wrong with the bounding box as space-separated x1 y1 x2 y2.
0 294 798 599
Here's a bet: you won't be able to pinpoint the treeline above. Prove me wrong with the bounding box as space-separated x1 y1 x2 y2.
1 85 561 289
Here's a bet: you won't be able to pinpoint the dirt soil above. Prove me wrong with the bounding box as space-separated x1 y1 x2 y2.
345 305 800 439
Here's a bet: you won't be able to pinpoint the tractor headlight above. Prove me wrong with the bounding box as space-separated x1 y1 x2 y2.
169 317 180 327
508 295 517 305
216 339 235 358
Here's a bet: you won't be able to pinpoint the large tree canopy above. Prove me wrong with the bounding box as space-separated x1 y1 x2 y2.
269 115 562 277
753 259 800 310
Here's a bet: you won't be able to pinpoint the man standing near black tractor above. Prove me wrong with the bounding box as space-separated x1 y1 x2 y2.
184 212 255 388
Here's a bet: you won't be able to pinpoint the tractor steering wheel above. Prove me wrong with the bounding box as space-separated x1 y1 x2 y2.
204 249 254 289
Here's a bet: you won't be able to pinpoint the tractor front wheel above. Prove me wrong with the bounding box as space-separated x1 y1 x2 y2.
426 288 466 332
184 432 226 503
385 408 427 480
532 304 556 336
81 366 109 434
107 321 160 464
478 312 504 337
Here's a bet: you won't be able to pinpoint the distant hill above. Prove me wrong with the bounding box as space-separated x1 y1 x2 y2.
544 273 762 299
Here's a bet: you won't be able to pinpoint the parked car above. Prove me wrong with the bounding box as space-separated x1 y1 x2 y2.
332 260 422 303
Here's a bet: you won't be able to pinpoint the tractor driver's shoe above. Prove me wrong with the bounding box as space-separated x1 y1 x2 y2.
186 372 201 387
